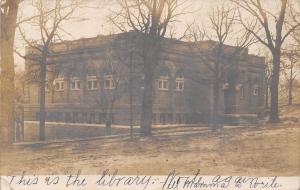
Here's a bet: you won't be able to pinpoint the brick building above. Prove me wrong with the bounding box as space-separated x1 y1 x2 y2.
24 32 265 125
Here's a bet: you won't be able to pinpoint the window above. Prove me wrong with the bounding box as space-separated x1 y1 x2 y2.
176 78 184 91
152 113 157 124
65 112 71 123
70 78 81 90
160 113 166 124
87 76 97 90
158 67 170 91
176 114 183 124
82 112 87 123
89 113 95 123
104 75 115 89
235 84 244 99
72 112 78 123
222 83 229 90
54 79 64 91
253 85 259 96
158 77 169 90
141 75 145 90
240 86 245 99
175 69 184 91
45 83 50 92
167 114 173 123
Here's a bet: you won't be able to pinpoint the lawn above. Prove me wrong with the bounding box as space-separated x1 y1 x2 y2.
1 121 299 176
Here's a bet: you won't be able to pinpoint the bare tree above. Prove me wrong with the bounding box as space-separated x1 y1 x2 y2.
14 69 26 141
264 52 273 109
281 47 300 105
100 45 128 135
15 70 26 104
291 8 300 49
110 0 189 135
231 0 300 123
0 0 21 145
86 35 136 136
187 3 255 130
18 0 79 141
292 30 300 48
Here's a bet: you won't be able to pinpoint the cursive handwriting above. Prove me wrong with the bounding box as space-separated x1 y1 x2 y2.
6 170 284 190
96 169 152 190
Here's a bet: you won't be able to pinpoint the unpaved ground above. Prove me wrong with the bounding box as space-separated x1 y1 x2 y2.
0 122 299 176
23 121 140 142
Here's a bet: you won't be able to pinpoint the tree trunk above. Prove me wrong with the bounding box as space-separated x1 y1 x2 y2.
106 98 115 135
269 51 280 123
129 53 134 139
0 39 16 145
211 47 222 131
288 81 293 105
105 113 112 135
140 37 160 136
51 88 54 103
140 61 154 135
39 52 47 141
288 68 293 105
265 86 269 108
212 80 220 131
0 1 19 145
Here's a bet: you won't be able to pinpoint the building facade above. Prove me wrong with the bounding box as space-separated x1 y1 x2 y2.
24 32 265 125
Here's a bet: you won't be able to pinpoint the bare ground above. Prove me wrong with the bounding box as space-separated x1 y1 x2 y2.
0 121 299 176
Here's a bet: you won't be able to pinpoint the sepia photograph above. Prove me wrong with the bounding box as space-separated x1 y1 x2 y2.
0 0 300 189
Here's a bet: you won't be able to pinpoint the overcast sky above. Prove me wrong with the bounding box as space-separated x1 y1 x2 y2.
15 0 299 71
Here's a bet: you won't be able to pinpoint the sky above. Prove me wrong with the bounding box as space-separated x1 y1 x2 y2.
16 0 214 39
14 0 299 71
14 0 223 70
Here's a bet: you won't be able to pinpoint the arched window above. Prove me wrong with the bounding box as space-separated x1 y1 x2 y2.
175 69 184 91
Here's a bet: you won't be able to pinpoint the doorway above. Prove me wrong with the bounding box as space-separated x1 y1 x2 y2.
224 86 236 114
